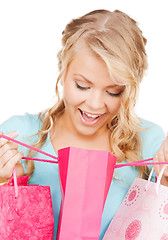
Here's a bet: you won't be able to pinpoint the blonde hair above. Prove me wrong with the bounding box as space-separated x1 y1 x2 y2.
26 9 149 178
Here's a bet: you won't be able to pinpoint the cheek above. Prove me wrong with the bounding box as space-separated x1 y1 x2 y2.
106 98 121 115
63 85 85 107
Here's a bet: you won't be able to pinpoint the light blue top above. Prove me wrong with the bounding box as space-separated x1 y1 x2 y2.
0 113 166 239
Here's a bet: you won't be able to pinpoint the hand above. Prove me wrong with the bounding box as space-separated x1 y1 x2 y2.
153 135 168 186
0 131 24 183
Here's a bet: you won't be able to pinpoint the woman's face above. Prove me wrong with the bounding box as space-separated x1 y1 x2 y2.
62 48 124 138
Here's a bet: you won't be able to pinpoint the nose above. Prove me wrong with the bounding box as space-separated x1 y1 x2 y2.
86 90 105 111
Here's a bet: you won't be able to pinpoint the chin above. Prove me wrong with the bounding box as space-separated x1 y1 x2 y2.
76 125 104 138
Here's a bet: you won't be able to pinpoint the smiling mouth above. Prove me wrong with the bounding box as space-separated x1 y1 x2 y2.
78 109 104 125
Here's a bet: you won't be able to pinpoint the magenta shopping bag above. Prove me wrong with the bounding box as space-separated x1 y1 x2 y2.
103 165 168 240
57 147 117 240
0 169 54 240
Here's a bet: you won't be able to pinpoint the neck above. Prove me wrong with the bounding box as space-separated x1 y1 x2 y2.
51 114 111 152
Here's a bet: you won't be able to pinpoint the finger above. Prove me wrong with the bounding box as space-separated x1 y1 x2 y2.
0 131 3 142
15 162 25 177
161 140 168 176
0 131 18 148
0 150 18 168
0 142 18 158
153 144 164 176
0 152 24 179
163 137 168 162
153 152 160 176
155 149 167 177
153 138 167 175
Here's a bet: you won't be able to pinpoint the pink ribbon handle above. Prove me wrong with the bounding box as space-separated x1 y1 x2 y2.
1 134 168 168
0 135 58 164
115 159 168 168
13 168 19 198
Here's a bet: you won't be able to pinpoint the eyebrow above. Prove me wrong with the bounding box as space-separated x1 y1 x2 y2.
73 74 120 88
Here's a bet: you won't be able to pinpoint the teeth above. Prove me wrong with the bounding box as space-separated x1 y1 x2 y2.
84 112 100 118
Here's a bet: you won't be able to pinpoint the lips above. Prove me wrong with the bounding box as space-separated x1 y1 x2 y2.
79 109 104 125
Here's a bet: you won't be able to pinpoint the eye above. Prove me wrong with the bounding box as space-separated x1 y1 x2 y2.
106 90 122 97
75 82 90 90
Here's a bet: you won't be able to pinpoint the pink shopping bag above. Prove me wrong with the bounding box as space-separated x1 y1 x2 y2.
0 169 54 240
103 165 168 240
57 147 117 240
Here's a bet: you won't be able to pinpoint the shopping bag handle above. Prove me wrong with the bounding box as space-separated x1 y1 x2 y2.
13 168 19 198
114 159 168 168
145 168 155 191
1 134 168 167
156 165 168 194
145 165 168 194
0 134 58 163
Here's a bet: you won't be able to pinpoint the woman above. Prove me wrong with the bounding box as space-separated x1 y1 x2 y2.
0 9 167 239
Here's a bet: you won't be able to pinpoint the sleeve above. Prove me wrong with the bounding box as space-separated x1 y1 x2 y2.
0 113 41 137
139 119 166 181
139 119 166 159
1 116 21 135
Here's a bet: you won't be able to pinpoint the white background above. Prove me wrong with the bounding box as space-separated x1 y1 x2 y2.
0 0 168 132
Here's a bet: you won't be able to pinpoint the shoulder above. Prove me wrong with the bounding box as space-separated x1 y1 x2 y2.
0 113 42 137
139 118 166 158
139 118 165 140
